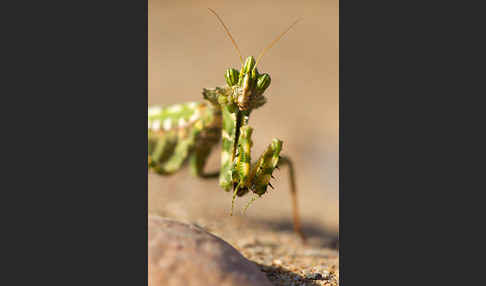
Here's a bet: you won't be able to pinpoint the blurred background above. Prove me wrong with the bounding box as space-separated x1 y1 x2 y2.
149 0 338 238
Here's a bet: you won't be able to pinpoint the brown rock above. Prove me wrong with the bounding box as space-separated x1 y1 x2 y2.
148 215 272 286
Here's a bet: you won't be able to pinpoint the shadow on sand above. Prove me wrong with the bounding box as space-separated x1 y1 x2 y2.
246 217 339 249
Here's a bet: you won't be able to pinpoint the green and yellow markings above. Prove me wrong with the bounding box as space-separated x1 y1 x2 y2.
148 102 205 132
234 125 253 187
148 101 215 174
219 105 237 191
251 138 282 196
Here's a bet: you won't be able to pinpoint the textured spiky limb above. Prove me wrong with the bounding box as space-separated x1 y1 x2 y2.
189 144 220 179
151 128 199 175
230 123 283 215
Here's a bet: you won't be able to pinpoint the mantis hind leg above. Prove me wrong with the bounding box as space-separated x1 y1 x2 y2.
189 143 220 179
277 156 306 243
151 128 201 175
151 138 192 175
148 133 178 174
190 125 222 179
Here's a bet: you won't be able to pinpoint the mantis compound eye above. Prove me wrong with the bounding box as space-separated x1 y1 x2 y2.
225 68 239 87
256 73 271 93
242 56 256 75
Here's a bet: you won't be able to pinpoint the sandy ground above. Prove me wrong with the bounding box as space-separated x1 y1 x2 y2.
149 0 338 285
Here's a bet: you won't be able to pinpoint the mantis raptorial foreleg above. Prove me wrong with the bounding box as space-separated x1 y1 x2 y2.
189 143 220 179
232 125 306 242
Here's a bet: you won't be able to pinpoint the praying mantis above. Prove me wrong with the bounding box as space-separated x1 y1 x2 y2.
148 9 305 241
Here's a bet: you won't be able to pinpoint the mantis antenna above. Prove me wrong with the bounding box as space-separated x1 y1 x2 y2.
208 8 244 65
254 18 302 70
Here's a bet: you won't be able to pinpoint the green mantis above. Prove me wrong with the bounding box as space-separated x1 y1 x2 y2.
148 9 305 241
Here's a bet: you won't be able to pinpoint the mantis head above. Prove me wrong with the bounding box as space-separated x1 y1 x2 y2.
224 56 271 111
208 8 300 113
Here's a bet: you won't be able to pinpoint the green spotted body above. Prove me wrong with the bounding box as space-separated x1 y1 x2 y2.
148 102 221 175
148 56 282 205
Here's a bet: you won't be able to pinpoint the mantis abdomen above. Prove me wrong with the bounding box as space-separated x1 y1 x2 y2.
148 102 221 176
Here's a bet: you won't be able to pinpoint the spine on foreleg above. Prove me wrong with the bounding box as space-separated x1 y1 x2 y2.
251 139 283 196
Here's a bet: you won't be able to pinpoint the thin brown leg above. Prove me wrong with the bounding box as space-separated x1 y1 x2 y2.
279 156 306 243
